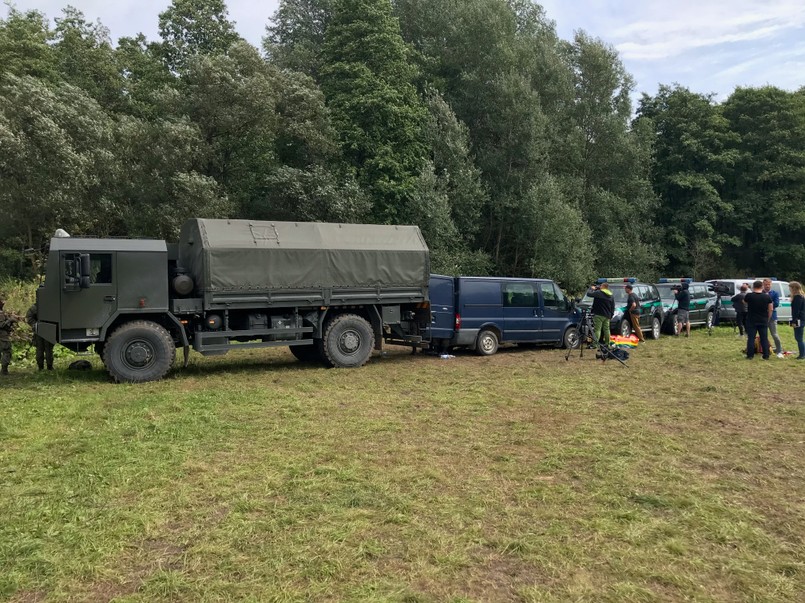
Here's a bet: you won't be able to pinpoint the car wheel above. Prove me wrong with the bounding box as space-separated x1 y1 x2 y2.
563 326 579 349
619 319 632 337
650 315 662 339
706 310 714 330
476 329 499 356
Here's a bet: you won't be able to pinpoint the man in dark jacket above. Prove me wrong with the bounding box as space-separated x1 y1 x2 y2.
731 284 748 336
587 282 614 346
674 283 691 337
745 280 772 360
624 283 645 342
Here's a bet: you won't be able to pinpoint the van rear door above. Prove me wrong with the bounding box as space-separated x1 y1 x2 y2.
428 275 455 341
502 281 541 342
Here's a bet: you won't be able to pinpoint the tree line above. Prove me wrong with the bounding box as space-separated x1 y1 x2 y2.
1 0 804 291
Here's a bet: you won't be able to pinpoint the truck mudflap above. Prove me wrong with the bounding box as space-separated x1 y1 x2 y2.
164 312 190 367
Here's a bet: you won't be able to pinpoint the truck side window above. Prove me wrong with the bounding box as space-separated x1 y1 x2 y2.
91 254 112 284
64 253 79 285
503 283 536 307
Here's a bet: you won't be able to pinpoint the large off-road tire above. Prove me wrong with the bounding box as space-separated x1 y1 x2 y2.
322 314 374 368
650 315 662 340
103 320 176 383
476 329 499 356
289 343 322 363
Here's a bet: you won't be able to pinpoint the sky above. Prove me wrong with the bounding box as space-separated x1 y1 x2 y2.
7 0 805 103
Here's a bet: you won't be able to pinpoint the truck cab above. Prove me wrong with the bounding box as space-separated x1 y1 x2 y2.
37 238 171 352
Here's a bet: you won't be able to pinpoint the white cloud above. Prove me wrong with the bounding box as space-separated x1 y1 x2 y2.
611 0 805 61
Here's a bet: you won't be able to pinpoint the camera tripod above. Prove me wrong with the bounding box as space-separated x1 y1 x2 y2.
565 309 628 367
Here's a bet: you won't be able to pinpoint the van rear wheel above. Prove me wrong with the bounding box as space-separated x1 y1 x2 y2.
476 330 499 356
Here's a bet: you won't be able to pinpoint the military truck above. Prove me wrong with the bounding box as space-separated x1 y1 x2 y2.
35 219 431 382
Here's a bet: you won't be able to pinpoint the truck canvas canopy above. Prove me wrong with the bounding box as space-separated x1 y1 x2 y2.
178 219 430 293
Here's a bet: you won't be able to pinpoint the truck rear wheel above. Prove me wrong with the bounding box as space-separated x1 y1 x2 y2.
289 343 322 363
103 320 176 383
322 314 374 368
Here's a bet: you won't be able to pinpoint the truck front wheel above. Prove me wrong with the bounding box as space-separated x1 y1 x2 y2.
104 320 176 383
322 314 374 368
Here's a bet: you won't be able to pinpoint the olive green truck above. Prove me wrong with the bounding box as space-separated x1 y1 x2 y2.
35 219 431 382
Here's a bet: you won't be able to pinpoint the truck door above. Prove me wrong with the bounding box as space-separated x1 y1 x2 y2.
502 282 541 342
60 252 118 333
538 282 567 342
428 275 455 341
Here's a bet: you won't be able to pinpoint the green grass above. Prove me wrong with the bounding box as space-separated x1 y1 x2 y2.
1 327 804 602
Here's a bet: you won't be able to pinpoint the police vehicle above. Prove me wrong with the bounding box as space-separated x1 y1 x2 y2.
580 278 664 339
706 278 791 323
655 278 718 334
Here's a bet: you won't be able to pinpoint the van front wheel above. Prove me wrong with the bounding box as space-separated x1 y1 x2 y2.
476 330 499 356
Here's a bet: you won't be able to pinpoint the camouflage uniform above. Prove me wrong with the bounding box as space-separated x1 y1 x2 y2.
26 303 54 371
0 300 15 375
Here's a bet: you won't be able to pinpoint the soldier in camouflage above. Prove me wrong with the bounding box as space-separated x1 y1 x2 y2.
0 298 16 375
26 303 54 371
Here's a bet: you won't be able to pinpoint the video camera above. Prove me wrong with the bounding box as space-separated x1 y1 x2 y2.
709 281 731 296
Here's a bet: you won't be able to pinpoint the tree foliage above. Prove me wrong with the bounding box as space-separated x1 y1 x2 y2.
1 0 804 286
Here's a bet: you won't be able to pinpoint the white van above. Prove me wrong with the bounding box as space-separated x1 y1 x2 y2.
707 278 790 322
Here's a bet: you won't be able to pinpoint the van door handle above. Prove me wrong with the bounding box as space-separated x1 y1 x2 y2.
104 295 116 302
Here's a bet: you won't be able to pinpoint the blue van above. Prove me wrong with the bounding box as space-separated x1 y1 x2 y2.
428 275 580 355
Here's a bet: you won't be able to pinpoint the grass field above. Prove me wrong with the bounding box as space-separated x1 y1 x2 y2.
1 327 804 602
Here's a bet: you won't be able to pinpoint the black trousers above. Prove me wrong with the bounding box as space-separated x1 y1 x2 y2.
746 322 769 359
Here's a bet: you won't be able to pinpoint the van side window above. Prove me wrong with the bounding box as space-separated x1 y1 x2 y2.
539 282 562 307
503 283 536 307
91 254 113 284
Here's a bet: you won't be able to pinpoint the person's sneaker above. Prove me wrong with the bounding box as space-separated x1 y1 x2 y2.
777 352 785 358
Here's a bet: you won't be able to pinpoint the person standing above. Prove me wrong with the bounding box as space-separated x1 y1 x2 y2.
744 280 772 360
674 282 691 337
0 298 17 376
762 278 783 357
587 282 614 348
790 281 805 360
731 284 748 336
26 303 54 371
624 283 645 342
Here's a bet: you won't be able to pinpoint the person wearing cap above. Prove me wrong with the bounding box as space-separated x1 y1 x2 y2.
744 280 772 360
0 298 16 375
624 283 645 342
674 282 691 337
586 281 614 348
731 283 749 336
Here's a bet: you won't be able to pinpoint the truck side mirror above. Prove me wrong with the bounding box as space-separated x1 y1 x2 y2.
79 254 91 289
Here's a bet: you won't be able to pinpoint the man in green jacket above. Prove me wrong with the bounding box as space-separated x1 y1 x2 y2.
586 282 614 346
